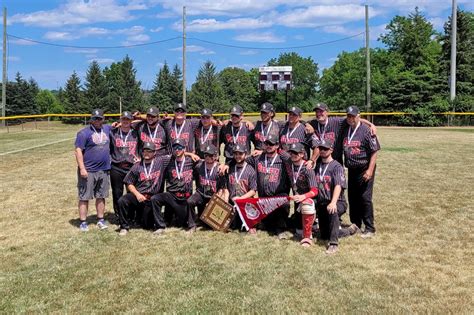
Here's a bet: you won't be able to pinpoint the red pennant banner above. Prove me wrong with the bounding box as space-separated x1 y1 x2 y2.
234 196 291 230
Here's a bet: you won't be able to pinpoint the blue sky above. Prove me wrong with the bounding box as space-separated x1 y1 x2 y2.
3 0 473 90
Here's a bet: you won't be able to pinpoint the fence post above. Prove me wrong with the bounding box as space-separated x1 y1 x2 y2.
48 116 50 129
34 118 37 130
21 120 25 131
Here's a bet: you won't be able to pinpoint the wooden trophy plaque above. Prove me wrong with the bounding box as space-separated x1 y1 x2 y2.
200 194 235 232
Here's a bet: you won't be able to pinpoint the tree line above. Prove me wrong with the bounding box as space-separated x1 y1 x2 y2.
1 8 472 126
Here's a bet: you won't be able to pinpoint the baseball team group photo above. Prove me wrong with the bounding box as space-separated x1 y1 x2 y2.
1 0 473 313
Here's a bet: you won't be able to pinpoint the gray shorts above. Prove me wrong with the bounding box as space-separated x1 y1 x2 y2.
77 170 110 201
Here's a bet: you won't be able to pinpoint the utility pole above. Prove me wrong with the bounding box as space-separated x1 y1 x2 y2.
119 96 122 115
450 0 457 104
2 7 6 127
365 5 371 122
182 6 187 106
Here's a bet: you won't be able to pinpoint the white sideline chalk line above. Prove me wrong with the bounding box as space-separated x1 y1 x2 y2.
0 137 75 156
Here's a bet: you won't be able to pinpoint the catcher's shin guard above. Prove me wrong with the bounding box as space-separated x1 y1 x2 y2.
302 213 315 240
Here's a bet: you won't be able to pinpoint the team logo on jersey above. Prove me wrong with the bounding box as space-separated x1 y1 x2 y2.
244 203 260 220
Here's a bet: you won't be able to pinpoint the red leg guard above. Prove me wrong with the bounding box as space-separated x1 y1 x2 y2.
302 213 315 239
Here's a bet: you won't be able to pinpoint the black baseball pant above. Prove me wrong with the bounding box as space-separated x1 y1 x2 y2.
117 193 154 230
260 193 290 233
348 166 376 233
187 192 210 225
316 200 351 245
151 192 193 229
110 165 131 215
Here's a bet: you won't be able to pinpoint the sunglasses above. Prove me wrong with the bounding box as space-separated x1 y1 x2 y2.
231 114 241 118
146 114 158 118
201 116 211 119
319 147 331 151
173 146 185 151
91 117 104 121
289 151 301 155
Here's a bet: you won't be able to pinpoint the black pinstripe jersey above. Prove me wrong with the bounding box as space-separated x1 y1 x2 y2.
315 159 346 203
194 124 221 158
123 155 172 194
251 120 283 150
246 153 290 196
341 123 380 169
309 116 345 162
163 118 200 153
136 121 168 156
224 162 257 199
219 122 252 159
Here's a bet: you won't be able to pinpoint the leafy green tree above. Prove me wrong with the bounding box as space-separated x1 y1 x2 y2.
36 90 63 114
266 52 320 112
219 67 258 112
188 61 227 112
5 72 39 115
84 61 108 112
440 9 474 112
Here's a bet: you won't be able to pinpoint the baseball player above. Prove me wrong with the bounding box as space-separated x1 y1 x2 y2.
163 103 201 153
251 102 283 156
285 143 319 247
342 106 380 238
194 109 221 159
309 102 377 164
74 109 112 232
109 111 139 216
218 144 258 233
315 139 359 254
136 106 169 156
187 144 225 225
150 139 200 234
279 106 318 166
117 142 173 235
246 134 291 237
219 105 253 163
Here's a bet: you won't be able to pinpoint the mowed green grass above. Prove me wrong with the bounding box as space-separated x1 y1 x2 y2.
1 125 473 313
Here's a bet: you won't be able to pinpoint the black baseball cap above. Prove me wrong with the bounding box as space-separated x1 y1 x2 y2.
120 111 133 119
230 105 243 116
174 103 187 112
91 109 104 119
346 106 360 116
142 142 156 151
233 144 247 153
203 144 218 155
264 134 279 145
313 103 329 112
147 107 159 117
172 138 186 148
201 108 213 117
260 102 274 113
288 142 305 153
288 106 302 116
318 139 334 150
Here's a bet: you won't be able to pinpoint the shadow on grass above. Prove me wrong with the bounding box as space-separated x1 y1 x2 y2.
68 212 119 228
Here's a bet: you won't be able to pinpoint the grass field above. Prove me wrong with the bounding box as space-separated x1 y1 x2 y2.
1 123 473 313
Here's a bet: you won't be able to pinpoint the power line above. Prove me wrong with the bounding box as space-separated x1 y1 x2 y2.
189 33 364 50
6 34 182 49
6 32 364 51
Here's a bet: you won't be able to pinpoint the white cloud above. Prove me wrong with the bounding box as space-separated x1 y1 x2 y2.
9 38 37 46
8 56 21 62
322 23 387 40
200 50 216 55
82 27 111 36
234 32 285 43
293 35 305 40
87 58 115 64
150 27 164 32
64 48 99 54
169 45 215 55
174 17 272 32
10 0 147 27
43 31 79 41
240 50 258 55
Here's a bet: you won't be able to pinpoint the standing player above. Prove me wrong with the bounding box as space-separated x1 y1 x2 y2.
74 109 111 232
315 140 359 254
187 144 224 225
163 103 201 153
151 139 200 234
117 142 172 235
218 144 257 233
309 102 377 164
251 102 282 156
194 109 221 159
279 106 318 166
109 111 139 216
220 105 253 163
342 106 380 238
286 143 319 247
136 106 168 156
246 134 291 237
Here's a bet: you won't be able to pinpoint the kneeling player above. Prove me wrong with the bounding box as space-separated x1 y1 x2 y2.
117 142 171 235
315 140 359 254
217 144 257 233
287 143 319 247
187 144 224 225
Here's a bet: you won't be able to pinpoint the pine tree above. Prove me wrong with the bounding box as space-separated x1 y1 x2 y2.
219 67 258 112
63 71 85 122
121 55 144 112
84 61 108 112
150 62 174 112
170 64 183 104
188 61 226 112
